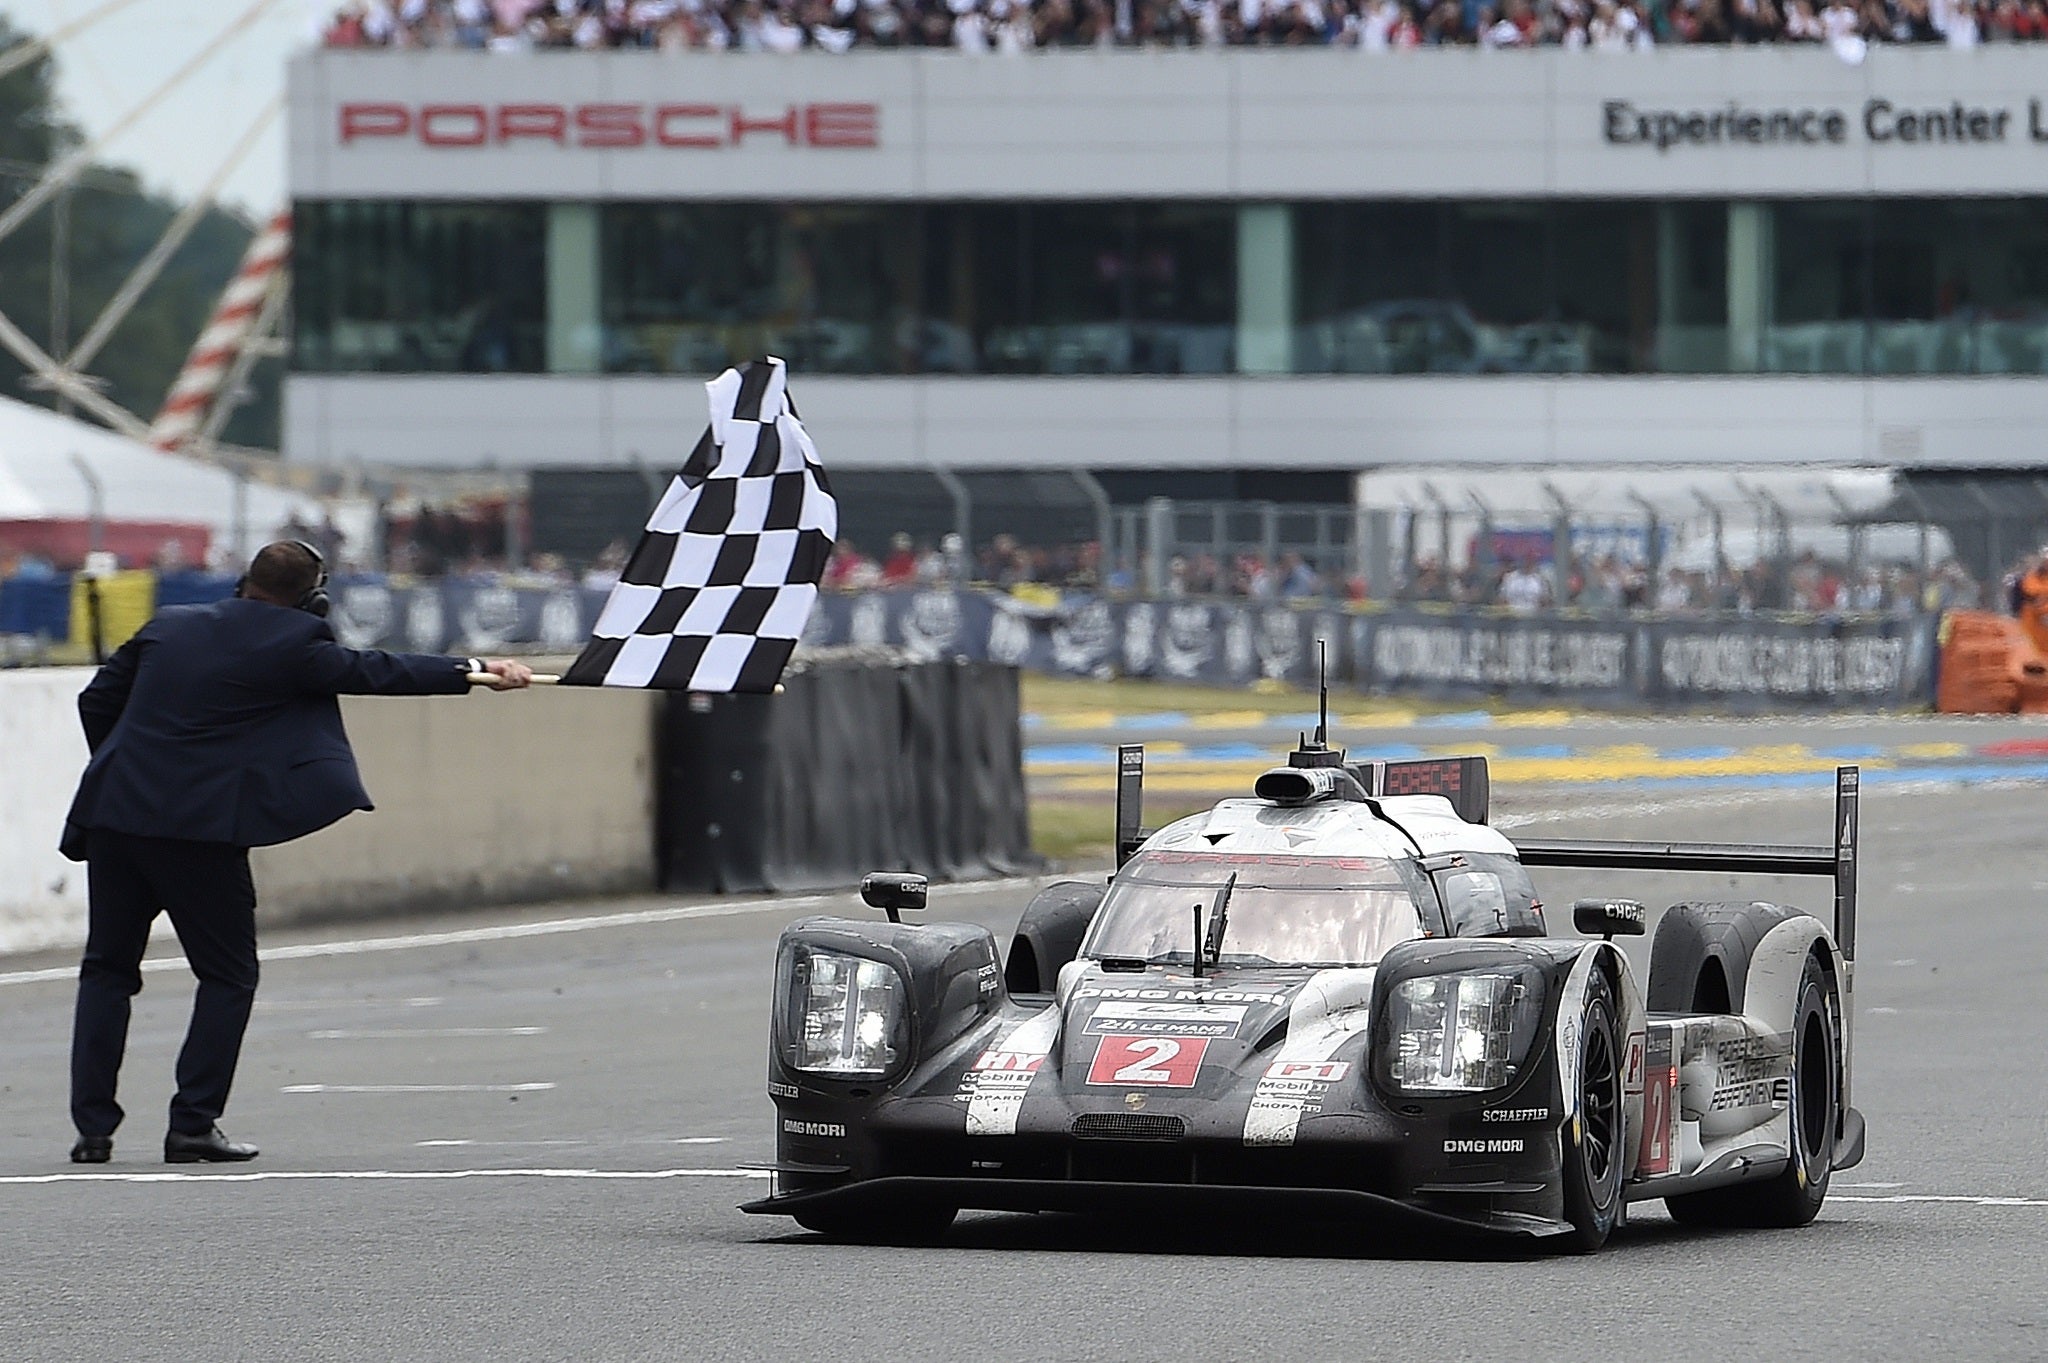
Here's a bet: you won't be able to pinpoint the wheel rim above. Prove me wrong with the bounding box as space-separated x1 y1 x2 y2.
1581 1012 1619 1185
1797 1008 1830 1163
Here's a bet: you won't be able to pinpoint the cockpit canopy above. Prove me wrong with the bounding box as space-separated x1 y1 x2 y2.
1080 850 1432 969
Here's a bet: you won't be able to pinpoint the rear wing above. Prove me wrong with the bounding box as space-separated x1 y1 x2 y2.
1515 765 1860 965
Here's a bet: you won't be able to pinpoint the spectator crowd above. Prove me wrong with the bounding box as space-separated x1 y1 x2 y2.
1398 549 1983 616
324 0 2034 53
817 531 1984 616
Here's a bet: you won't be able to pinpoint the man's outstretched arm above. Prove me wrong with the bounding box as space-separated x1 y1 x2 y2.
292 628 533 696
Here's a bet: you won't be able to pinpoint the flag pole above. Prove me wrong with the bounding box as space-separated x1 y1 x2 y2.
466 674 784 693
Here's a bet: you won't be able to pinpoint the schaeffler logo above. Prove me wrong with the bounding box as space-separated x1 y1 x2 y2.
338 102 879 150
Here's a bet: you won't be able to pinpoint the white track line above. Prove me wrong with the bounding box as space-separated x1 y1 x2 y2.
409 1129 729 1137
0 1167 767 1186
1833 1195 2048 1207
307 1028 548 1039
0 876 1058 990
280 1083 556 1094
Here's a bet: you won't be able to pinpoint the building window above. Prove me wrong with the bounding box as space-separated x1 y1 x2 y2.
293 201 546 374
290 196 2048 380
599 203 919 375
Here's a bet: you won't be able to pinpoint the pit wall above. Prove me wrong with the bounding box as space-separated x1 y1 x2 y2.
0 669 660 955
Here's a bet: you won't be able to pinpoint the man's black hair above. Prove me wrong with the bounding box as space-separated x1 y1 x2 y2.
245 541 322 604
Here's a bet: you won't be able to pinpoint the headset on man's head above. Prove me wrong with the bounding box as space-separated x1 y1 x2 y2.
235 540 331 619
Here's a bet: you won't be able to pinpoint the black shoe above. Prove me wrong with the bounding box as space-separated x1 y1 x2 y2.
70 1135 112 1164
164 1126 258 1164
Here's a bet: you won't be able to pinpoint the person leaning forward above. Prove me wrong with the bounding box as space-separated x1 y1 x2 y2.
59 541 533 1165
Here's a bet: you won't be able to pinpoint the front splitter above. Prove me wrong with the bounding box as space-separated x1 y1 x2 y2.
741 1174 1572 1239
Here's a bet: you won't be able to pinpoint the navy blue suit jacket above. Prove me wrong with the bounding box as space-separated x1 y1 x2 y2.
61 598 473 858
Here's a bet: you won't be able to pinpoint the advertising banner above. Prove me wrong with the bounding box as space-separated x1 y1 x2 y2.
311 580 1937 711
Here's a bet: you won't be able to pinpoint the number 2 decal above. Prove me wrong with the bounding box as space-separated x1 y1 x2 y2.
1639 1027 1679 1177
1087 1035 1209 1088
1112 1038 1183 1083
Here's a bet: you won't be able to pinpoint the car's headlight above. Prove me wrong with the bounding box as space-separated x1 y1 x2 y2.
782 948 907 1078
1385 969 1543 1094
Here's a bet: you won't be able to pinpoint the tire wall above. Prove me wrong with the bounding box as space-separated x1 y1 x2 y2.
657 660 1033 894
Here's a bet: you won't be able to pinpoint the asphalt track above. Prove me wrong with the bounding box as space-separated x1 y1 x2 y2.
4 727 2047 1360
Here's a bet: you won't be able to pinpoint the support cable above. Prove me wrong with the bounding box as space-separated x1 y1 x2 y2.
66 95 282 374
0 0 282 252
0 0 150 83
0 307 148 437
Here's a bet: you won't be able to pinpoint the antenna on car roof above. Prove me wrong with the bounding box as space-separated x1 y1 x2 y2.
1286 638 1344 770
1316 637 1329 749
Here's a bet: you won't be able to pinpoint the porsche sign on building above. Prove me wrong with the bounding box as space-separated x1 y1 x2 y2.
285 49 2048 476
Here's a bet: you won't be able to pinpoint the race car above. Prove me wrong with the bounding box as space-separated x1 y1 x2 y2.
743 714 1866 1252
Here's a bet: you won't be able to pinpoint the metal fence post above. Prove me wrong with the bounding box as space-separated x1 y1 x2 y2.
1145 496 1172 594
1627 490 1662 593
1070 469 1114 580
1467 490 1495 591
1542 480 1574 606
931 465 972 556
1421 481 1451 578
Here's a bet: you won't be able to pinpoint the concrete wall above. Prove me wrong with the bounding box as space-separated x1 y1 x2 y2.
0 669 93 955
285 370 2048 474
0 669 659 955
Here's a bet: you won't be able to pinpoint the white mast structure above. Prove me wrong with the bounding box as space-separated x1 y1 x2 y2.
0 0 290 460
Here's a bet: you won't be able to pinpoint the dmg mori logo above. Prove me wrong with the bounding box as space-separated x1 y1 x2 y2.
338 102 879 150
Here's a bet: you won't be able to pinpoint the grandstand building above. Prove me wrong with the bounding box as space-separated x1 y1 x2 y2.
285 48 2048 539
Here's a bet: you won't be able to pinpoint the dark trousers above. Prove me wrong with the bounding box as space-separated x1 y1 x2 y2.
71 831 259 1139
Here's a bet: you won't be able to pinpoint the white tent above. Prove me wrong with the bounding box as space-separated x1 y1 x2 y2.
0 395 322 564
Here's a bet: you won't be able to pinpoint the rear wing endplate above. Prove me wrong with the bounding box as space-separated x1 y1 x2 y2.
1114 744 1147 869
1515 765 1860 964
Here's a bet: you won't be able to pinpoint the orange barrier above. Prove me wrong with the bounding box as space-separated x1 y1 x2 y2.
1936 611 2048 714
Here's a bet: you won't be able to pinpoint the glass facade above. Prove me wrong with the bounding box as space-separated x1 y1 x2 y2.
293 198 2048 378
295 201 547 373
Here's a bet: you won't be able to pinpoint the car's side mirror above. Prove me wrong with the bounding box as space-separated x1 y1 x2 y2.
1573 898 1647 940
861 872 927 924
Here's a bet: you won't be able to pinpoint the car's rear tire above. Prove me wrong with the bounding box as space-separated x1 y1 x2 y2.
1006 880 1105 995
1665 954 1838 1230
1646 900 1803 1015
1559 969 1625 1254
792 1201 958 1244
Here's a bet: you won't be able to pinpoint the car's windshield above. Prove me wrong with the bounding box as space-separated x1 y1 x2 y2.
1081 850 1428 968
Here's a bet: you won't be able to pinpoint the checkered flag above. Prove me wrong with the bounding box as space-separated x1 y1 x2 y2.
562 357 836 692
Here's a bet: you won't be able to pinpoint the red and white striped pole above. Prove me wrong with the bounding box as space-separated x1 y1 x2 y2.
148 208 291 453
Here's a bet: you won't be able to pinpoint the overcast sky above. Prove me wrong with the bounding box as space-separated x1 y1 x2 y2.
5 0 315 221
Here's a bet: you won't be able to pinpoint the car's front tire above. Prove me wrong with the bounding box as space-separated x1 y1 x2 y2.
1666 954 1838 1230
1559 969 1625 1253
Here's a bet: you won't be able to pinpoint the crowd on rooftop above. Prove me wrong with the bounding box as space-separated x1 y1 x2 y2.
323 0 2035 52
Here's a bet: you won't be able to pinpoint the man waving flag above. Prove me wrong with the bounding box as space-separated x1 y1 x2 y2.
563 357 837 693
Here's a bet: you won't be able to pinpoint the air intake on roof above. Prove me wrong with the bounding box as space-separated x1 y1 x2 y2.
1254 765 1365 806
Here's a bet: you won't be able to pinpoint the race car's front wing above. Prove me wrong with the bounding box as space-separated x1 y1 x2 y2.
741 1104 1590 1240
741 1173 1575 1239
